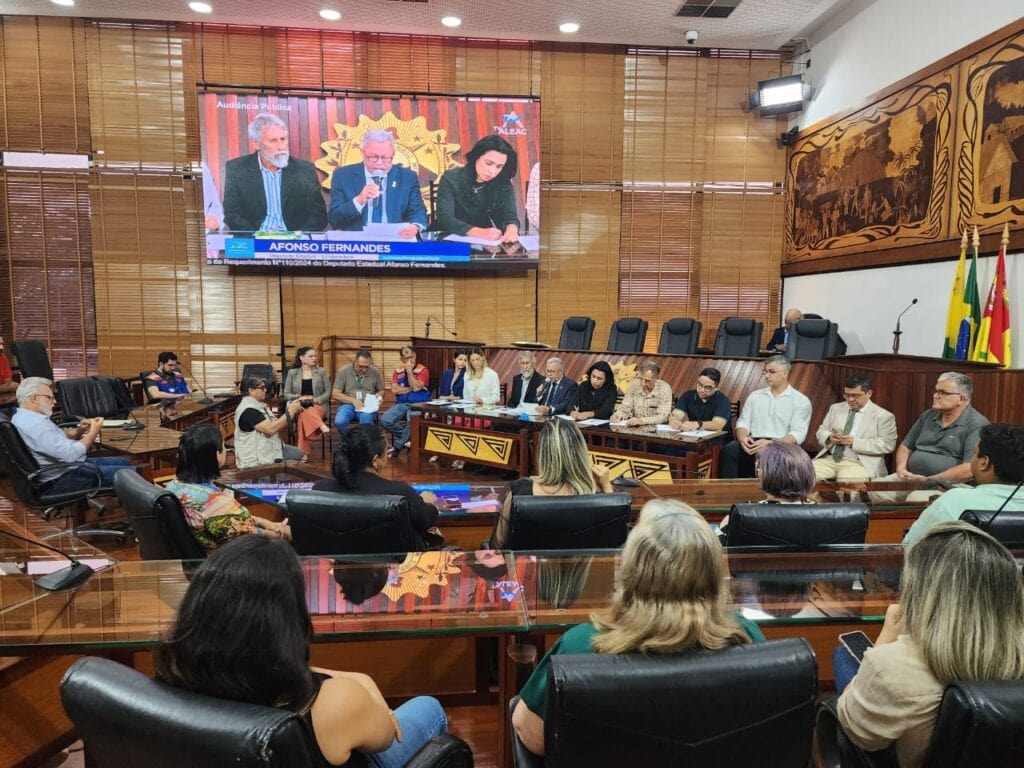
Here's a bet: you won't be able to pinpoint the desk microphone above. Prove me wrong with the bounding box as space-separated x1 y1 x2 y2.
969 480 1023 534
122 412 146 431
424 315 458 339
177 361 213 404
0 527 96 591
611 467 663 498
891 298 918 355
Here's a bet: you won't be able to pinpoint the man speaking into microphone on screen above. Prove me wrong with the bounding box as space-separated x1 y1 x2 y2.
328 129 428 237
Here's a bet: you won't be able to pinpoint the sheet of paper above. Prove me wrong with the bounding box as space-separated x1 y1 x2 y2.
609 420 628 427
24 558 114 576
362 223 413 241
576 418 609 426
517 235 540 251
102 419 132 427
443 233 503 246
679 429 716 437
655 424 678 432
361 393 381 414
427 399 453 405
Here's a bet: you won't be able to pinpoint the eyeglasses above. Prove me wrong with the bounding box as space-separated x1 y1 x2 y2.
933 389 961 397
695 381 716 391
34 393 55 401
364 154 394 162
252 384 267 391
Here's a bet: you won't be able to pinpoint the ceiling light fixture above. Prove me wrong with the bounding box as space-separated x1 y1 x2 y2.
441 16 462 28
188 2 213 14
319 9 341 21
50 0 76 6
559 22 580 34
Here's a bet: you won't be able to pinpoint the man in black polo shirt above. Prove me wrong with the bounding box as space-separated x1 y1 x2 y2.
668 367 732 438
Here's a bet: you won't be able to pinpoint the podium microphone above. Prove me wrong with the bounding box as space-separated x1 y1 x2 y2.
891 298 918 355
178 361 214 404
424 315 458 339
0 527 96 591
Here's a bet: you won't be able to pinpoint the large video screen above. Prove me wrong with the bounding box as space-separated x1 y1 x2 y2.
199 92 541 271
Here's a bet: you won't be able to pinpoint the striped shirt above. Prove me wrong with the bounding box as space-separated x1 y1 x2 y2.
259 163 286 231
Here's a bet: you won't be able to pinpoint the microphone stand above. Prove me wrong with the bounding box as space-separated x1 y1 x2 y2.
891 298 918 355
0 527 96 591
178 362 213 404
424 315 458 338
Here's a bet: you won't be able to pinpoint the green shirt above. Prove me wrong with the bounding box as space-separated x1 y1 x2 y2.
518 614 766 716
903 483 1024 546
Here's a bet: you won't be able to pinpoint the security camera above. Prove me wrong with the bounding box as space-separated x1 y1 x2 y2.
685 30 699 45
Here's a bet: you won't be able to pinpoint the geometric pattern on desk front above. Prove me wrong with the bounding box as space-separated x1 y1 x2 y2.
588 450 673 482
424 426 513 464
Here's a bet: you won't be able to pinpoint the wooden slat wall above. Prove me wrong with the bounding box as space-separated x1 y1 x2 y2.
0 17 789 388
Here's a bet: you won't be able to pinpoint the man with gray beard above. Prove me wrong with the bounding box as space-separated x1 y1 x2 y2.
222 112 327 233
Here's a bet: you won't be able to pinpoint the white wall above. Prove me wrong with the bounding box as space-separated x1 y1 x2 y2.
783 251 1022 362
783 0 1024 366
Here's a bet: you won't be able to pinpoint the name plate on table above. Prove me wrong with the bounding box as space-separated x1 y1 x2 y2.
588 451 673 483
424 426 514 464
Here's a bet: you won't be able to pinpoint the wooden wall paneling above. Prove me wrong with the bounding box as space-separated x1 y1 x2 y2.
453 272 535 347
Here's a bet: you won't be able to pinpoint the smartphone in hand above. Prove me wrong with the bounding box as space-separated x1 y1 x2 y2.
839 630 874 663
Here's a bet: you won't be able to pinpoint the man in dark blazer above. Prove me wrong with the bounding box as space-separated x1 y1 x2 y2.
768 307 803 351
506 350 545 407
328 129 428 234
534 357 579 416
222 112 327 234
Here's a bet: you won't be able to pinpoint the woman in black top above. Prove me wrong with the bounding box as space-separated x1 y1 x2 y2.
155 536 448 767
435 135 520 243
571 360 618 421
311 424 441 548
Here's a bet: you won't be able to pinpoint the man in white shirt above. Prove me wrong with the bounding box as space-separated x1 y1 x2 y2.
719 355 812 478
812 374 898 481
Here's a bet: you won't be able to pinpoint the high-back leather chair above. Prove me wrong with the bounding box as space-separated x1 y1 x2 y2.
816 680 1024 768
287 490 421 555
657 318 702 355
724 503 869 547
56 376 136 420
507 494 631 550
606 317 648 353
60 656 473 768
515 638 817 767
960 508 1024 548
784 318 840 360
113 470 206 560
10 340 54 381
713 317 764 357
557 317 595 351
240 363 277 397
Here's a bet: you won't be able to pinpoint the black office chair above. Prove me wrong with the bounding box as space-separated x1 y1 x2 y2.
506 493 631 550
113 470 206 560
557 317 595 351
10 340 54 380
239 363 278 397
960 507 1024 547
657 317 702 355
0 418 124 541
724 503 869 547
287 491 422 555
511 638 817 767
55 375 136 420
816 680 1024 768
713 317 764 357
606 317 648 353
784 318 840 360
61 656 474 768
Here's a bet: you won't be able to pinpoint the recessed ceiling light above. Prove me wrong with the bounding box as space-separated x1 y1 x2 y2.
51 0 75 6
188 2 213 13
559 22 580 34
441 16 462 28
319 9 341 21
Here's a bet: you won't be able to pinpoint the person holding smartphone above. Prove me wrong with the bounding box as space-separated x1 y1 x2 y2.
282 346 331 456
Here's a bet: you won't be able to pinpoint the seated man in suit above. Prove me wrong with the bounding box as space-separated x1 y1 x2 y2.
903 423 1024 546
612 361 673 427
812 374 897 482
534 357 578 416
507 351 545 408
144 351 190 403
768 308 803 351
328 129 428 236
222 112 327 234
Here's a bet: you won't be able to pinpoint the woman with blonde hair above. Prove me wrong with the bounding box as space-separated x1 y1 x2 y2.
462 347 500 406
491 419 612 548
512 499 764 755
837 520 1024 768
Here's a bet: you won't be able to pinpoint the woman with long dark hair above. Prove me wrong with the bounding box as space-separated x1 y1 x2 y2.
282 345 332 456
435 135 520 243
311 423 441 548
155 536 448 766
165 423 288 551
571 360 617 421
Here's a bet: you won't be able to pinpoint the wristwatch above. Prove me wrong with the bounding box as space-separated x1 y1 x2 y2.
697 421 703 430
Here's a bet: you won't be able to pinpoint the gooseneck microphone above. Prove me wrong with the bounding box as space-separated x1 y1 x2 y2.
424 315 458 339
891 298 918 355
0 527 96 591
177 361 213 405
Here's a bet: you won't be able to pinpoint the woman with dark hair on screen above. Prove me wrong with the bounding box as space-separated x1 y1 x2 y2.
312 423 441 549
571 360 618 421
435 135 520 243
165 424 289 552
282 345 332 456
436 348 468 401
155 536 448 767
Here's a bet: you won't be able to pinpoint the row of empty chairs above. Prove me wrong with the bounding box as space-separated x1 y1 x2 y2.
558 315 844 359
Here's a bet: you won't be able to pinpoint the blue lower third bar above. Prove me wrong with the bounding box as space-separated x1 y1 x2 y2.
238 239 472 261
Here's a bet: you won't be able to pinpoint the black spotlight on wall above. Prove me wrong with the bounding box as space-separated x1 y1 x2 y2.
779 127 800 147
748 75 810 117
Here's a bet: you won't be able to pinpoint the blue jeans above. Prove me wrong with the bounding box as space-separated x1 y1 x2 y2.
367 696 447 768
335 403 376 434
380 403 412 447
50 457 137 494
832 644 861 694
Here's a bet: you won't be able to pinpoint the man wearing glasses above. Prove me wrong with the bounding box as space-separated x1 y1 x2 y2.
11 377 136 492
668 366 732 436
332 349 385 433
719 355 812 478
328 130 428 236
234 375 305 468
381 346 430 457
812 374 897 482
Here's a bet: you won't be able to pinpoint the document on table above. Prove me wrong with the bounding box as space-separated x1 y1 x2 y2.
101 419 132 427
576 418 609 426
609 420 628 427
517 235 540 251
444 233 502 246
655 424 678 432
555 414 575 421
427 399 453 405
679 429 717 437
23 558 115 575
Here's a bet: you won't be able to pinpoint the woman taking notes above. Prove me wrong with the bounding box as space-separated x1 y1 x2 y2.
436 135 520 243
572 360 617 421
